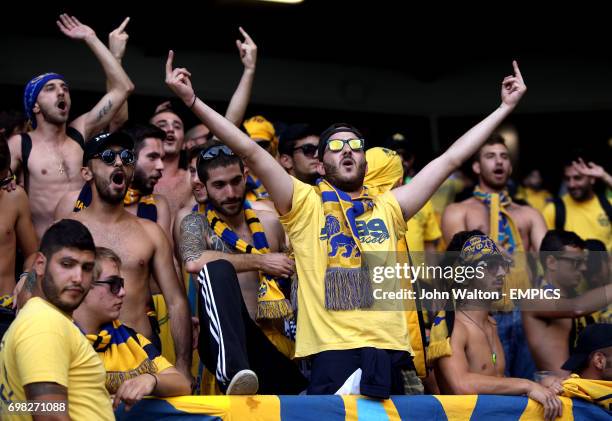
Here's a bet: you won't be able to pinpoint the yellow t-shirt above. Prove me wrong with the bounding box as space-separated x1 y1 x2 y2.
406 200 441 253
516 186 552 214
280 177 412 358
543 195 612 250
0 297 113 421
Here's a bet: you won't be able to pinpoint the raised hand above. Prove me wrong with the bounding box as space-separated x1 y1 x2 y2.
236 27 258 71
109 17 130 61
165 50 195 105
501 61 527 109
572 157 606 179
57 14 95 41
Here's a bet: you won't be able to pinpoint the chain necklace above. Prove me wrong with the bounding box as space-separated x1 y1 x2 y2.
42 140 67 176
460 310 497 366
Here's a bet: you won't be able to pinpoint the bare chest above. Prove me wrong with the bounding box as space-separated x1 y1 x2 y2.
27 140 83 184
464 202 530 244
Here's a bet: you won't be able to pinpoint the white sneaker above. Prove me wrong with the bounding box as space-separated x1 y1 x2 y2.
226 369 259 395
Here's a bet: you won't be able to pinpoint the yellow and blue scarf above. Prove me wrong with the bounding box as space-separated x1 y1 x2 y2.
205 200 291 319
124 187 158 222
245 175 270 202
86 320 171 395
473 186 522 254
317 178 374 310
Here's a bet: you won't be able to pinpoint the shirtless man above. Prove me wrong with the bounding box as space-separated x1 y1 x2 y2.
0 137 38 322
178 142 306 394
68 131 192 379
55 124 172 240
430 231 563 421
523 230 612 376
442 133 547 378
154 27 258 218
7 15 134 238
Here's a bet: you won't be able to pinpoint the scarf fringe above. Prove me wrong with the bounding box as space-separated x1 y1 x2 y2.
290 276 299 313
105 358 157 394
324 266 373 310
257 298 292 320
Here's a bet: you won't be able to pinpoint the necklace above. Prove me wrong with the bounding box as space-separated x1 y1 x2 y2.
42 140 67 176
460 310 497 366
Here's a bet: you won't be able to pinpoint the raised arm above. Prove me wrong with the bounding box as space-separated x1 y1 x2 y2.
224 27 257 126
393 61 527 219
148 222 192 379
523 283 612 319
107 17 130 132
572 157 612 189
56 14 134 140
164 51 294 214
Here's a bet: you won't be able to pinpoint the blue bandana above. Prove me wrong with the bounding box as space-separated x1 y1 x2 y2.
23 73 66 128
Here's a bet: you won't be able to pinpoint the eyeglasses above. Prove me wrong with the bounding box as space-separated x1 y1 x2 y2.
93 276 124 295
557 256 587 269
0 169 15 188
477 257 512 274
326 138 364 152
93 149 136 166
200 145 234 161
293 144 318 158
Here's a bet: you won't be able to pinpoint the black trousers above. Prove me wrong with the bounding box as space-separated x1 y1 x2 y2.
197 259 307 394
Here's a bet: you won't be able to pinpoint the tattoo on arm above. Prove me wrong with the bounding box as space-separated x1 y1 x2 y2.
96 99 113 122
179 214 208 263
25 271 37 292
24 382 67 399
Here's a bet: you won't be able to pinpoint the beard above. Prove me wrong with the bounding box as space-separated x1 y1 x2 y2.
293 167 319 186
131 166 155 195
40 104 69 126
41 269 86 313
480 170 509 191
206 193 245 217
93 170 129 205
323 159 367 192
568 186 590 201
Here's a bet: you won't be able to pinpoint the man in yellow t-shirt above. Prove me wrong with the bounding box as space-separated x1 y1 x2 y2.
0 219 113 420
165 55 527 396
543 158 612 250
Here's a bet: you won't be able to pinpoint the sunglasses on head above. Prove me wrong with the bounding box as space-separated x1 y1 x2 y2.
94 149 135 166
326 138 364 152
200 145 234 161
293 143 318 157
0 169 15 188
94 275 124 295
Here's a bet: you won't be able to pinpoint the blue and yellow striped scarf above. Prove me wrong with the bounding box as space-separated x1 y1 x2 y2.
245 175 270 202
317 178 374 310
472 186 522 254
124 187 158 222
86 320 170 394
205 201 291 319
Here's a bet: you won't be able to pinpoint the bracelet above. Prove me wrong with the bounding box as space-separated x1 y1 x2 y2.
189 94 197 109
18 272 29 280
147 372 158 392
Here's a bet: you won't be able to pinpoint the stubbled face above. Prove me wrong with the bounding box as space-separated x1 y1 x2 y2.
320 131 367 193
289 135 320 184
204 163 246 217
188 156 207 204
473 257 507 297
553 245 587 291
474 143 512 190
564 165 594 202
41 248 95 314
132 138 164 194
81 258 125 324
34 79 71 126
523 169 543 190
151 111 184 157
185 124 211 151
91 145 135 205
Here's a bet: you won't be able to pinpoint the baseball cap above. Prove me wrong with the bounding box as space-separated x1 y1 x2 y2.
561 323 612 372
83 132 134 166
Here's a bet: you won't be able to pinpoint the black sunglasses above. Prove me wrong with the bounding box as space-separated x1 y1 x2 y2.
557 255 587 270
0 169 15 188
94 149 136 166
477 257 513 274
200 145 234 161
293 144 318 158
94 276 124 295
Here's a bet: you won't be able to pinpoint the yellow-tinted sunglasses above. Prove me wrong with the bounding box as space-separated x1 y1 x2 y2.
326 138 364 152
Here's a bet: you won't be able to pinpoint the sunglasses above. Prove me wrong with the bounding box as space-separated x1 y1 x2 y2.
326 138 364 152
200 145 234 161
93 276 124 295
293 144 318 158
557 256 587 270
477 257 512 274
94 149 136 166
0 169 15 188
